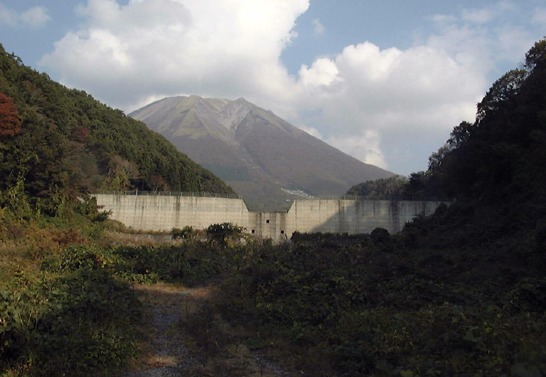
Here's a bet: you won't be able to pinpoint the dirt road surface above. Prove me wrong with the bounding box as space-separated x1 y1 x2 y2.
120 283 291 377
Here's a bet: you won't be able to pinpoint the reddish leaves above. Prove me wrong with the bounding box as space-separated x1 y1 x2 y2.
0 92 21 136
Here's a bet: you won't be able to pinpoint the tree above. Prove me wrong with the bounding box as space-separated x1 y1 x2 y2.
419 38 546 201
206 222 245 248
524 38 546 70
476 69 527 124
0 92 21 136
346 176 408 199
447 121 473 148
171 226 196 241
404 171 429 198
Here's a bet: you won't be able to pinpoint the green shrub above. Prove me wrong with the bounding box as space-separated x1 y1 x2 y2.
203 233 546 376
171 225 196 241
1 246 140 376
206 222 245 248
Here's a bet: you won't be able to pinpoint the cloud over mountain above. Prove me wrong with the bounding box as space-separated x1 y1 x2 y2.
40 0 307 111
38 0 546 174
131 95 394 210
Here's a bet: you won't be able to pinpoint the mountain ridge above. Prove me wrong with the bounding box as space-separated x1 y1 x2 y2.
131 95 394 210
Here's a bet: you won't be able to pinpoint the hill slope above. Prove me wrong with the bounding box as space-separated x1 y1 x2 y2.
203 39 546 376
0 45 233 214
131 96 393 210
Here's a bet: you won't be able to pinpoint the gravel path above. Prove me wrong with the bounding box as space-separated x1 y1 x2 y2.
121 284 203 377
120 284 291 377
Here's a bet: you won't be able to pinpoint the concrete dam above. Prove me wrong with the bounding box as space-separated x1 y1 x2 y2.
94 192 446 241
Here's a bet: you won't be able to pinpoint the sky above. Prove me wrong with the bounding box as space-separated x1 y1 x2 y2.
1 1 545 175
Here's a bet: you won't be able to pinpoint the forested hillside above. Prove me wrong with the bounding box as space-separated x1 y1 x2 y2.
264 39 546 375
421 39 546 205
351 38 546 218
388 38 546 258
0 42 232 376
1 39 545 377
0 44 233 216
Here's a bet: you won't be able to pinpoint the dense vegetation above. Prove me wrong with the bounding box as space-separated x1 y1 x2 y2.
346 176 410 199
0 42 233 375
209 39 545 375
213 232 545 376
0 43 233 216
0 252 141 376
361 39 546 207
1 39 545 376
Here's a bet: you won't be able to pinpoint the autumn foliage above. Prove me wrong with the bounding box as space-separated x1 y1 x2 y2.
0 92 21 136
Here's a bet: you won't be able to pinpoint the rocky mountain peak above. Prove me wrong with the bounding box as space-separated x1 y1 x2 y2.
217 97 253 130
130 95 394 210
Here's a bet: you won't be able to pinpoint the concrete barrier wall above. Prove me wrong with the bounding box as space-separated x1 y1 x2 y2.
94 193 445 240
290 199 442 235
94 194 249 231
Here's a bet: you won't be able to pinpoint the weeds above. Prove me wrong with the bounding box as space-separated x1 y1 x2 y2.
1 210 545 376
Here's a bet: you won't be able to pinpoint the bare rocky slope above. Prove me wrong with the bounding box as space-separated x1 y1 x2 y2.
131 96 394 210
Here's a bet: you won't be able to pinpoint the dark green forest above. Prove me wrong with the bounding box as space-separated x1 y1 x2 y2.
0 43 232 216
0 39 545 376
346 176 410 199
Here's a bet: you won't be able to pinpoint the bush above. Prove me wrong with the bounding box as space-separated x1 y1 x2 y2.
200 232 546 376
370 227 390 243
206 222 245 248
171 225 196 241
0 266 140 376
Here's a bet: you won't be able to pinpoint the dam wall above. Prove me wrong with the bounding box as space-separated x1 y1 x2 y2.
288 199 442 235
94 193 248 231
94 193 445 241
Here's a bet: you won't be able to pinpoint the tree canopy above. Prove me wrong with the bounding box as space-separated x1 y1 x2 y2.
0 44 233 214
425 38 546 202
351 38 546 207
0 92 21 136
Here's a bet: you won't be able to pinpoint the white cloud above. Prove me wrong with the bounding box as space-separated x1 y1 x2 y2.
0 4 17 26
328 130 386 168
38 0 543 175
291 41 482 172
312 18 325 35
21 7 51 28
532 7 546 26
461 8 494 24
299 57 342 94
0 5 50 28
41 0 309 111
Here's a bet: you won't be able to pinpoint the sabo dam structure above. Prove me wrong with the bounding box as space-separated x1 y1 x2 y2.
94 192 446 241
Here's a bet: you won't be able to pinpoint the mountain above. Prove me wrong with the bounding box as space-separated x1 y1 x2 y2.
0 45 233 215
131 96 394 210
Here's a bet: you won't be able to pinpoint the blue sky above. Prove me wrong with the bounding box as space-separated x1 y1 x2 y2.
1 1 545 175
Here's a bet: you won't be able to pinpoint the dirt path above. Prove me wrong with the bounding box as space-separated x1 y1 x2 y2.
121 283 291 377
120 283 204 376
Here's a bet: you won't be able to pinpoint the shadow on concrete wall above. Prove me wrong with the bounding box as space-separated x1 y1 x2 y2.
94 194 446 242
305 199 444 237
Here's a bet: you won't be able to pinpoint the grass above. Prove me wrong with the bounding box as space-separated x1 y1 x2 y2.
3 205 543 376
122 280 295 377
0 220 142 376
126 283 201 371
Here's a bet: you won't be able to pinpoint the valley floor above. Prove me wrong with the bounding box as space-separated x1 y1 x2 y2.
121 283 291 377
